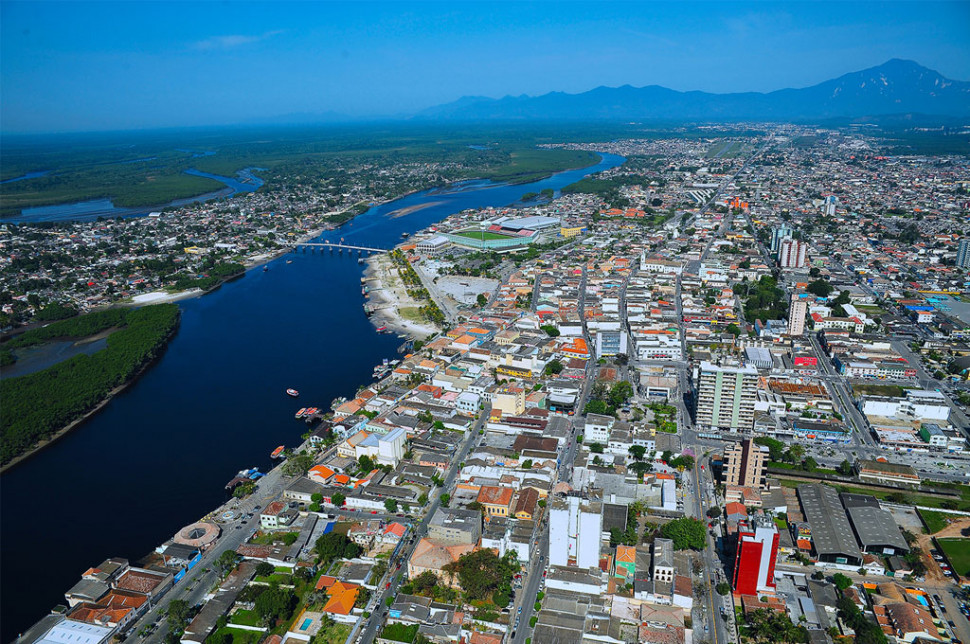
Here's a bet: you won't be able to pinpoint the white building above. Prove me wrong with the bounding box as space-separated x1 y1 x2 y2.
549 496 602 569
779 238 807 269
355 427 407 466
788 299 807 336
584 414 615 444
416 235 451 256
861 390 950 423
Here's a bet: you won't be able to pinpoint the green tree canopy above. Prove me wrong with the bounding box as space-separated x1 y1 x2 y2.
659 517 707 550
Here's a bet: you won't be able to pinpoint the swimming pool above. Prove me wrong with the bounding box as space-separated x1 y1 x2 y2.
300 618 313 630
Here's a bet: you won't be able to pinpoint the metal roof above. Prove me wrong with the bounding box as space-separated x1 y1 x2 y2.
797 484 863 563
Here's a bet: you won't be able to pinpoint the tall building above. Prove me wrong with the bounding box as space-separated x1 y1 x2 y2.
549 496 602 569
788 299 807 336
778 237 807 269
732 515 779 595
770 224 793 253
823 195 838 217
695 362 759 433
957 238 970 269
723 439 768 490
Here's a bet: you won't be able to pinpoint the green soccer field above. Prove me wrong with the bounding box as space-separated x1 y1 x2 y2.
937 538 970 577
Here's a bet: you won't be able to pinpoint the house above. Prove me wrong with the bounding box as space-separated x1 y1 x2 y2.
407 539 476 585
315 576 361 620
477 486 515 517
513 488 540 520
260 501 297 530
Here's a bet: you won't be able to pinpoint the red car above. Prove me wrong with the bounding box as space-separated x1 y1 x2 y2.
386 582 391 589
371 510 378 514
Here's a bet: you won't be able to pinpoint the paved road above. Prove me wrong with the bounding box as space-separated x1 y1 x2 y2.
355 407 488 644
126 463 290 643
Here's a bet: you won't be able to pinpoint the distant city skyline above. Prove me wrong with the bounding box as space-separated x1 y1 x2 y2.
2 1 969 133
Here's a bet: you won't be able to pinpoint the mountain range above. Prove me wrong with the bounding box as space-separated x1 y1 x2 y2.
416 59 970 122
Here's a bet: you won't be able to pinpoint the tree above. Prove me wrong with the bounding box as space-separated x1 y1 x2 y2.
282 453 314 477
608 381 634 408
583 399 610 416
707 507 722 519
832 573 853 590
331 492 346 507
167 599 191 627
628 445 647 462
807 279 834 298
254 586 297 625
216 549 240 575
716 582 730 595
439 493 451 507
357 455 375 473
754 437 786 461
802 456 818 471
418 492 429 506
315 533 361 565
255 562 275 577
544 359 564 375
477 293 488 307
726 323 742 336
785 444 805 463
837 459 853 476
311 492 323 504
443 549 517 600
521 459 533 469
659 517 707 550
540 325 560 337
385 498 399 513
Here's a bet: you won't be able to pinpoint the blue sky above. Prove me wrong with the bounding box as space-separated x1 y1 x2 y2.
2 1 969 132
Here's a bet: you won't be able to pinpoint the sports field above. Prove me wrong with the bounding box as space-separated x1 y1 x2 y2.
937 537 970 577
454 231 512 240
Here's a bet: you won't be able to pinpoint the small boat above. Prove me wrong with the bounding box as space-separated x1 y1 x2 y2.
401 232 410 238
271 446 285 459
306 407 320 415
286 388 299 397
376 325 387 332
286 260 293 264
263 266 269 272
295 407 307 418
358 258 365 264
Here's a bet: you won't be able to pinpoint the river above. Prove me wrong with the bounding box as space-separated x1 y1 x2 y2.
0 152 624 639
5 168 265 224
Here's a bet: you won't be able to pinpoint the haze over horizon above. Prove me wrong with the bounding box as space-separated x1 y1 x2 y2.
2 1 970 133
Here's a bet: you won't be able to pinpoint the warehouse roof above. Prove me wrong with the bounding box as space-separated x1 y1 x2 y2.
845 505 909 553
797 484 863 563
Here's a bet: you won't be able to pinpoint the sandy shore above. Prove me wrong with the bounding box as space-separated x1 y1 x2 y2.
364 254 439 339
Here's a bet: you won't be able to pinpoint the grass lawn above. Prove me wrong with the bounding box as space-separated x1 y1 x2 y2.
398 306 425 323
214 627 265 644
255 573 292 584
851 383 906 397
919 508 951 534
454 231 513 241
229 608 261 626
314 622 352 644
937 538 970 577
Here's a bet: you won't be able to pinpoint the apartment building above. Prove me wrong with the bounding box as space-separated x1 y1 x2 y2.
695 362 759 433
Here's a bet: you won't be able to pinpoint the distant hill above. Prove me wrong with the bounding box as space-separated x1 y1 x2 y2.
417 60 970 122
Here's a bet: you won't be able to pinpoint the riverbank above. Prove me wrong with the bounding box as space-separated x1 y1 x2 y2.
364 254 439 339
0 309 181 474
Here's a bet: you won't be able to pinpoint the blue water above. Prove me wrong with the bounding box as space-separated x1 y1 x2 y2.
0 338 109 380
6 168 265 224
0 170 50 184
300 618 313 630
0 152 624 639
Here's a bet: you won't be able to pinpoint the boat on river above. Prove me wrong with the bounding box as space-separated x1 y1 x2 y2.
271 446 285 459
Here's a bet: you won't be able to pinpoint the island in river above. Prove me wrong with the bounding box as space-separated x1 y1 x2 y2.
0 304 181 470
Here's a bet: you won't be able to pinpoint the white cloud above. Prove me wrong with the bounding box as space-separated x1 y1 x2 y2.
192 30 283 51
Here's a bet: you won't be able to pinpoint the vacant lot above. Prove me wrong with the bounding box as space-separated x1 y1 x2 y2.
919 508 951 534
851 383 906 397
